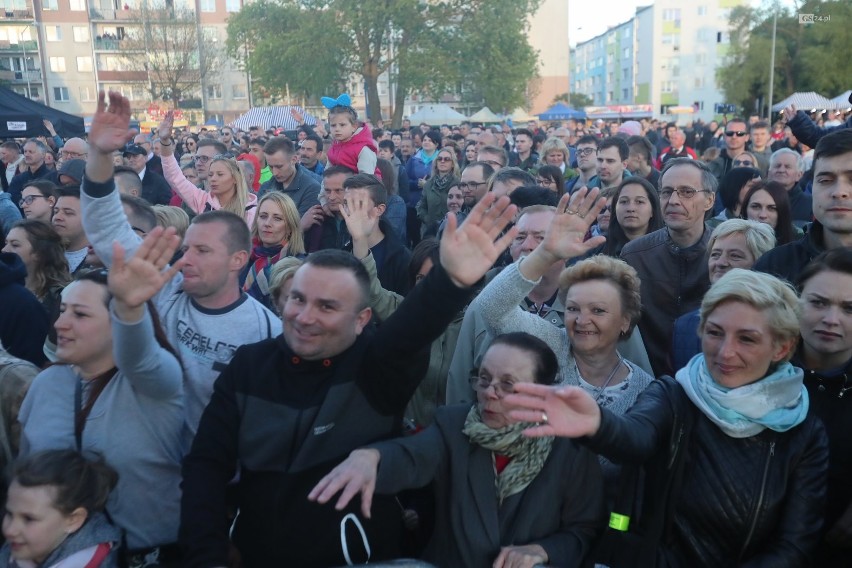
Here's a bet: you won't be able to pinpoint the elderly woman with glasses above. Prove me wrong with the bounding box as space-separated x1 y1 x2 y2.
416 147 460 238
310 332 604 568
509 268 828 568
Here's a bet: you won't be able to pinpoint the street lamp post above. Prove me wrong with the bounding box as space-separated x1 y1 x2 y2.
767 8 777 119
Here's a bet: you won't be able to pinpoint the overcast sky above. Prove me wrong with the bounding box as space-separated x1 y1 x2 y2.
568 0 797 44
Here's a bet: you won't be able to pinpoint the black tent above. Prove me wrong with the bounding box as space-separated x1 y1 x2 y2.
0 86 85 139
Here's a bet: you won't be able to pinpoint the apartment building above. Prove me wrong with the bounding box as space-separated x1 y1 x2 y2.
1 0 251 121
570 0 745 122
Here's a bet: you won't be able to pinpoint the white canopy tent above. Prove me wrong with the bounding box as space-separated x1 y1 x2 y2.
468 106 502 123
407 104 468 125
506 107 535 123
771 92 839 112
830 91 852 109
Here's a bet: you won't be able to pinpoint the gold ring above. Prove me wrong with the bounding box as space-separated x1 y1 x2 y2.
565 208 578 216
541 412 548 424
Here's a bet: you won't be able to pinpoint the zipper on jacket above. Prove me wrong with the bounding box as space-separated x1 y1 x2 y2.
738 440 775 561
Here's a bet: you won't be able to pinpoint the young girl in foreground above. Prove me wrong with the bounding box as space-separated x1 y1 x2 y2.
1 449 121 568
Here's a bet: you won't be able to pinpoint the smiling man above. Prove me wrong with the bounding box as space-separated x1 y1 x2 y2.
621 158 717 376
767 148 810 224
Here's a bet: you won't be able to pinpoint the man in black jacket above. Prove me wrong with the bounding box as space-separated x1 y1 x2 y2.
180 193 518 567
123 144 172 205
755 129 852 282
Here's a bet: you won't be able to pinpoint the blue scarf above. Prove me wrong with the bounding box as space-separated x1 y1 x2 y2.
676 354 809 438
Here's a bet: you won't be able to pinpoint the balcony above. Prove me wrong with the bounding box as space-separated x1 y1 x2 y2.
97 69 147 81
0 40 38 52
1 8 34 20
94 37 123 50
89 7 142 21
0 69 43 82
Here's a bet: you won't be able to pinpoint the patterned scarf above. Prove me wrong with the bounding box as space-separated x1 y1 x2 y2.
242 238 285 299
462 405 554 504
676 354 809 438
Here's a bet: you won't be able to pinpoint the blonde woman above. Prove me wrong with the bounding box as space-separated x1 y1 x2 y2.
152 205 191 239
416 147 460 236
157 111 258 226
538 137 571 173
242 192 305 310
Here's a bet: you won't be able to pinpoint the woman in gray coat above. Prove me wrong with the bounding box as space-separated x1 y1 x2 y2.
310 332 604 568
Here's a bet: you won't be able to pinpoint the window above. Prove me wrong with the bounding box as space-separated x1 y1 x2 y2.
69 0 85 11
77 56 92 72
232 84 247 99
43 0 58 9
73 26 90 42
49 57 66 72
697 6 707 16
623 47 630 57
80 86 97 101
45 26 62 42
694 77 705 88
200 0 215 12
53 87 70 102
661 34 673 45
696 53 707 65
622 68 630 80
207 84 222 99
226 0 239 11
203 26 218 42
663 8 681 21
661 81 675 93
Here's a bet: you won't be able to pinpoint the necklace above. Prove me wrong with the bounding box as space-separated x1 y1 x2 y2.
575 355 624 402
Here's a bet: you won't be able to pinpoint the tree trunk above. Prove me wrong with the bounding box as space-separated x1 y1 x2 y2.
391 82 406 128
364 71 382 125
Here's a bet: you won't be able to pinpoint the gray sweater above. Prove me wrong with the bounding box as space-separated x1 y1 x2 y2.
18 305 184 550
80 180 281 442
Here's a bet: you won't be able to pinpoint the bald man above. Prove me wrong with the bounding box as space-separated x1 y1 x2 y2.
58 138 88 168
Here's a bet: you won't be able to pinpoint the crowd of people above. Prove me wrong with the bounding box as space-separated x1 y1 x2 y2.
0 88 849 567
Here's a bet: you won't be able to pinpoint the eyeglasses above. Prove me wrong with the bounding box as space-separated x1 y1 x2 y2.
196 153 234 163
436 156 453 163
469 371 516 398
60 150 86 159
535 177 554 186
576 148 596 156
482 159 505 168
195 154 213 163
458 181 487 191
725 131 748 137
660 187 711 200
19 195 47 207
732 159 754 167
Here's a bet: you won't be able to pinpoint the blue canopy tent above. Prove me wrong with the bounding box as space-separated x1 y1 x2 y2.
538 103 586 121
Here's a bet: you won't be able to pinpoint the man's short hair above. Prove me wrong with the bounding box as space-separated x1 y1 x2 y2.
249 137 268 148
492 167 535 187
378 140 395 152
750 121 770 132
120 193 157 233
814 129 852 165
515 128 534 140
626 135 655 166
770 148 805 172
114 165 144 194
197 139 228 155
660 157 718 195
343 173 387 207
509 186 560 208
24 138 48 153
303 134 323 151
576 135 599 148
598 137 630 161
264 137 295 156
463 161 495 180
323 165 357 178
303 249 370 310
1 141 21 153
57 185 81 199
478 145 509 166
191 210 252 254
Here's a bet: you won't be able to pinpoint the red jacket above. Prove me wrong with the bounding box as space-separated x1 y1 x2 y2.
327 124 381 176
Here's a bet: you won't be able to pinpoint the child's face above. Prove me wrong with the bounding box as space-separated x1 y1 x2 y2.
2 482 81 563
329 113 357 142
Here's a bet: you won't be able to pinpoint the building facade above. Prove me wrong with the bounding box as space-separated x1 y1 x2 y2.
1 0 251 121
570 0 745 122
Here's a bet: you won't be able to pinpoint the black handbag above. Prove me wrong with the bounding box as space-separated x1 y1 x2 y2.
592 377 696 568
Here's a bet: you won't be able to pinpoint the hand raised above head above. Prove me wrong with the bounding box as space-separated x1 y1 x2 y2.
782 104 797 123
340 192 379 242
538 188 607 261
439 192 518 288
108 226 185 310
88 91 137 155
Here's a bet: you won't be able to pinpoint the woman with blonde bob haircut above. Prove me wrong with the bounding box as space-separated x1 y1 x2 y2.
242 192 305 310
509 268 828 568
267 256 304 315
538 137 571 171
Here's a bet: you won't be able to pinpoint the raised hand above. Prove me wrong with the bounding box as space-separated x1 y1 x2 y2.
506 383 602 439
88 91 136 155
782 104 797 123
108 226 185 313
340 191 379 244
440 192 518 288
299 204 325 232
42 119 56 136
289 107 305 126
308 449 381 519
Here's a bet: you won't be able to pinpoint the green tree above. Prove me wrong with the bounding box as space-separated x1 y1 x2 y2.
118 3 221 108
554 92 593 108
227 0 540 126
717 0 850 116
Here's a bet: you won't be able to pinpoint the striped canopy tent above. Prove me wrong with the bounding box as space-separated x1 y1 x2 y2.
468 107 502 123
230 106 318 131
771 92 839 112
830 91 852 109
